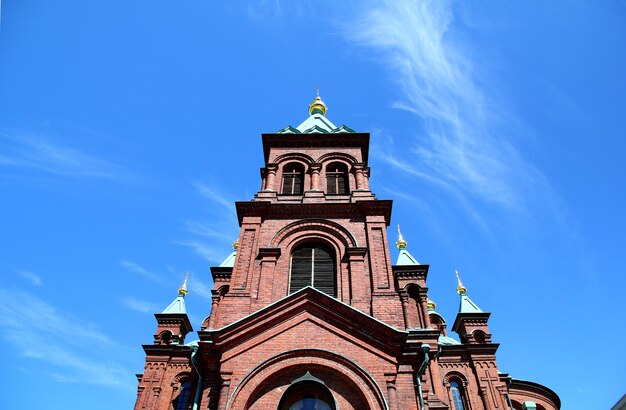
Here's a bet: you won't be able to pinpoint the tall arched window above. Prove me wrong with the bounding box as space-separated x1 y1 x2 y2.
172 381 191 410
326 162 348 194
282 163 305 195
289 244 336 296
450 381 465 410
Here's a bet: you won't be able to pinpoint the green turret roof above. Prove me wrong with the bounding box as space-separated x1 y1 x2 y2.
396 249 419 265
219 240 239 268
161 273 188 314
455 270 483 313
459 294 483 313
162 295 187 314
394 225 420 265
276 93 356 134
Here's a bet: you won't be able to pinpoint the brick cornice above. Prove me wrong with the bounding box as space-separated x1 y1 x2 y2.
235 200 392 225
262 133 370 164
210 266 233 282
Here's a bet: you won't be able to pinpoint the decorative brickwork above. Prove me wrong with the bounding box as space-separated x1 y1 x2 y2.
134 100 560 410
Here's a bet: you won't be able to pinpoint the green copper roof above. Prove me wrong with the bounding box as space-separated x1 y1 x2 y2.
396 249 420 265
438 334 461 345
276 113 356 134
219 250 237 267
161 274 189 314
162 295 187 314
459 294 483 313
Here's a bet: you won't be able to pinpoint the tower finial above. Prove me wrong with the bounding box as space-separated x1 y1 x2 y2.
396 224 407 249
308 89 327 116
178 272 189 297
455 270 467 295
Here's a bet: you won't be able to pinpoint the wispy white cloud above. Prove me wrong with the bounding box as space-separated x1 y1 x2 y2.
191 181 238 220
187 273 213 300
18 270 43 286
344 0 553 213
176 181 240 264
174 240 224 264
122 297 160 314
120 260 165 284
0 130 132 180
183 220 234 242
0 288 134 388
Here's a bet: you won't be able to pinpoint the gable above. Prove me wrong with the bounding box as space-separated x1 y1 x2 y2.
199 287 407 362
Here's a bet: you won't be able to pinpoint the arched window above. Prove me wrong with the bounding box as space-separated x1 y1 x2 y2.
326 162 348 194
450 381 465 410
282 163 305 195
278 381 336 410
289 244 336 296
172 381 191 410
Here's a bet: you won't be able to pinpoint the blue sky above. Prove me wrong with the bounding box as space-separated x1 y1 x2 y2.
1 1 624 409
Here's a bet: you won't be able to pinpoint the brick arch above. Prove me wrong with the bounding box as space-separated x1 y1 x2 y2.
403 283 425 293
443 370 469 387
274 152 315 166
226 349 388 410
270 219 358 248
316 152 358 165
173 372 193 383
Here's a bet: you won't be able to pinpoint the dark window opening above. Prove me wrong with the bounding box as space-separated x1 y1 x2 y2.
173 381 191 410
326 163 348 195
289 245 336 296
279 381 336 410
282 163 304 195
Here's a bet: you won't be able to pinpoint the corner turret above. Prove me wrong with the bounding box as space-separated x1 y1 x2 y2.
451 270 493 344
153 273 193 345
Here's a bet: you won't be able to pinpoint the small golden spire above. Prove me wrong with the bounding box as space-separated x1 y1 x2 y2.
308 88 327 116
178 272 189 297
396 224 407 249
455 270 467 295
232 239 239 250
427 298 437 311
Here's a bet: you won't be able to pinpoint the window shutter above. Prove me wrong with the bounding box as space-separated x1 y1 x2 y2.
293 173 303 194
312 247 335 296
327 175 337 194
282 175 294 195
289 247 313 293
337 173 346 194
289 245 336 296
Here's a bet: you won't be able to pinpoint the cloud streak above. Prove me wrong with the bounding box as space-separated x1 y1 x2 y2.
344 0 551 213
122 297 160 314
18 270 44 286
120 260 165 284
176 181 240 264
0 287 134 388
0 130 131 180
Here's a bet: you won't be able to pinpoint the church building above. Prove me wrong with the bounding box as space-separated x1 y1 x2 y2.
134 94 560 410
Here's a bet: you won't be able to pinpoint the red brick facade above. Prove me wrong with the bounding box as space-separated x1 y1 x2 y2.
134 107 560 410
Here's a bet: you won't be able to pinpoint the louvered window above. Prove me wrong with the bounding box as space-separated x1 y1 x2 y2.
326 162 348 194
289 245 336 296
281 163 304 195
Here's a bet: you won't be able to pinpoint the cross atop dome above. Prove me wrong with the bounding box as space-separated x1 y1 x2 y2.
308 87 327 116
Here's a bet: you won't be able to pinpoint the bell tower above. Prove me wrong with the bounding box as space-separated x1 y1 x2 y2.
202 92 406 330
